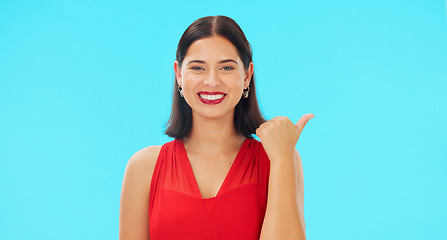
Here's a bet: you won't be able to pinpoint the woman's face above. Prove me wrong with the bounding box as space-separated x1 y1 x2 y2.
174 35 253 120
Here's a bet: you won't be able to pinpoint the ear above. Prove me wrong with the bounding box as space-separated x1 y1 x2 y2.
174 61 182 86
244 62 254 87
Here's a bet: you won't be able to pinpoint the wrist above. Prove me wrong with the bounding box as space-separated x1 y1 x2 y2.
269 153 296 168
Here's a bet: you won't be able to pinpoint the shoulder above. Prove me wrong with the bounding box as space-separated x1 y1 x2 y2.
129 145 163 166
249 139 272 168
120 145 163 207
250 138 268 156
121 144 164 194
119 145 162 239
125 145 163 180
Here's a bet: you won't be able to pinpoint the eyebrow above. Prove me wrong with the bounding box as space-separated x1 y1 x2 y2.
186 59 238 65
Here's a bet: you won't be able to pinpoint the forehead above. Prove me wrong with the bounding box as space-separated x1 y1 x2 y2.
184 36 241 62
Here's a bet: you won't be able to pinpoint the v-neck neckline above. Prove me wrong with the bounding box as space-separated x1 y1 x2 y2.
178 138 250 200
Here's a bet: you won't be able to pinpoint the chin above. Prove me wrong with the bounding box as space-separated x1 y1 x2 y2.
192 108 235 120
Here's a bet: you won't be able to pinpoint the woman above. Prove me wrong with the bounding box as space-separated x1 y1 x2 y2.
119 15 314 240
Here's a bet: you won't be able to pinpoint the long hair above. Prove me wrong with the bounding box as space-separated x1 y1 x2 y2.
165 15 266 139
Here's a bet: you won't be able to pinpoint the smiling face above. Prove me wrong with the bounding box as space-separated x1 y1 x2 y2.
174 35 253 120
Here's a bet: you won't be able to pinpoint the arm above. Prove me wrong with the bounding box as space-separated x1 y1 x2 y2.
259 149 305 240
256 114 314 240
119 145 160 240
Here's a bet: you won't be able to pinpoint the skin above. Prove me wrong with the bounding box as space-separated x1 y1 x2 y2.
119 35 314 240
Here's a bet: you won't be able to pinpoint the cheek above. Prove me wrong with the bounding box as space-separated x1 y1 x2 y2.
181 73 201 87
227 72 245 88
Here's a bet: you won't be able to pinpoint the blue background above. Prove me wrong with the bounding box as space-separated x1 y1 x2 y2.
1 0 446 239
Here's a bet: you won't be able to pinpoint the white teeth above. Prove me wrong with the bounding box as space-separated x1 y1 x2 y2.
199 94 224 100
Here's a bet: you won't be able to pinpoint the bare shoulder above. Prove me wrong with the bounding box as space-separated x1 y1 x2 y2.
126 145 162 176
119 145 162 240
121 144 163 198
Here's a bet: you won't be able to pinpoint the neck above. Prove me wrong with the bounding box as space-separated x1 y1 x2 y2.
182 110 246 155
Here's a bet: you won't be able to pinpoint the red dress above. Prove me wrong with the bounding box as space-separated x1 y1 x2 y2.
149 138 271 240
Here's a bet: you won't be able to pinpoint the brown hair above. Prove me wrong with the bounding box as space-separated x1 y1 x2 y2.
165 15 266 139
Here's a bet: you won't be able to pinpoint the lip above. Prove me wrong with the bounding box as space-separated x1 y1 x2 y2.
197 91 226 105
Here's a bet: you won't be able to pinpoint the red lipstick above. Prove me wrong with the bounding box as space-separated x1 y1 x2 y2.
197 91 226 105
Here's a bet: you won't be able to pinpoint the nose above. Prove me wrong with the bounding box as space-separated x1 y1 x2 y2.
203 69 220 87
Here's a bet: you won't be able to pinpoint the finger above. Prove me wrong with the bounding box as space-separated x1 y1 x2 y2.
295 113 315 132
256 119 273 137
255 125 263 137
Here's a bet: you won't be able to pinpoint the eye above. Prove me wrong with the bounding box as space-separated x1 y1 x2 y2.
221 66 234 71
190 66 204 71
